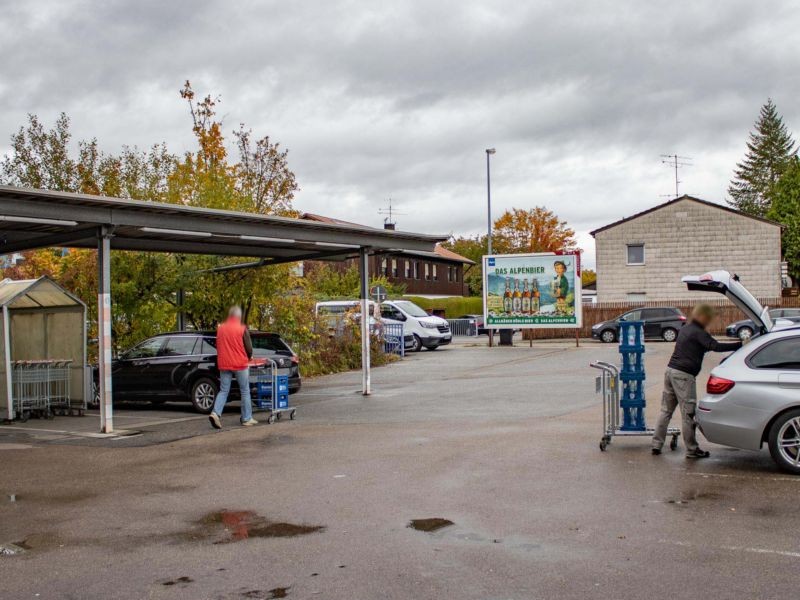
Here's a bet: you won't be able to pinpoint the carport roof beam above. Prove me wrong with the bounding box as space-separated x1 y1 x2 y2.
0 185 447 259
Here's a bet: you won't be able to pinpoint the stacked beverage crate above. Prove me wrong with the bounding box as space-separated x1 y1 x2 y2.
618 320 646 431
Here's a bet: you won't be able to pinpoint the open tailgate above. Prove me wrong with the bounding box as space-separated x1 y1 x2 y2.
681 270 773 333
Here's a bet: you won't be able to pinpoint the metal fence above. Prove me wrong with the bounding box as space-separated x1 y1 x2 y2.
447 318 479 337
383 323 405 356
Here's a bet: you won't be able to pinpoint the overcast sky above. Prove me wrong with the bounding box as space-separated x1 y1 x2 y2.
2 1 800 267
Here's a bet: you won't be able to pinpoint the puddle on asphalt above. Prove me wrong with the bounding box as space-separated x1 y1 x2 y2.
162 576 194 586
189 510 324 544
408 518 454 532
242 588 290 599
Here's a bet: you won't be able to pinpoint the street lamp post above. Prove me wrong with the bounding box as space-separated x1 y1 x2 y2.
485 148 496 255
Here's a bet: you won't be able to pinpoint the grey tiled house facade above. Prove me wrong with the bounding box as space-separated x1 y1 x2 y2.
591 196 782 302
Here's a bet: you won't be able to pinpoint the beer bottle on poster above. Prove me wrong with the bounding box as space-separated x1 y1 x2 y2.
512 279 522 312
531 278 540 314
521 279 531 313
503 277 513 313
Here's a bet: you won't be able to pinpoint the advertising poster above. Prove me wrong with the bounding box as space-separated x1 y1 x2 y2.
482 252 582 328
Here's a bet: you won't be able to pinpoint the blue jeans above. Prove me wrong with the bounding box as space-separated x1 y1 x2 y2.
212 369 252 422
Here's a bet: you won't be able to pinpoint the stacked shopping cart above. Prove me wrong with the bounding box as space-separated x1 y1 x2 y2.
11 359 82 421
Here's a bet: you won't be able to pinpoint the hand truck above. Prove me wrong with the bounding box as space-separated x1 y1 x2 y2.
590 361 679 451
253 358 296 424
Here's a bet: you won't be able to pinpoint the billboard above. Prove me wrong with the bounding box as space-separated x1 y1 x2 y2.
482 251 582 328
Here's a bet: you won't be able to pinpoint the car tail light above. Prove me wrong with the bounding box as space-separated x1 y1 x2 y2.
679 315 687 321
706 375 735 394
291 355 299 364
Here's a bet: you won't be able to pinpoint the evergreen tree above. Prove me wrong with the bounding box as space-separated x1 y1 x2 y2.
767 157 800 283
728 99 797 217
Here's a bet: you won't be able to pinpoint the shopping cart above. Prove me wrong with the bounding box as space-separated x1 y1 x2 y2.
253 358 296 424
48 360 76 416
590 361 679 451
12 361 53 421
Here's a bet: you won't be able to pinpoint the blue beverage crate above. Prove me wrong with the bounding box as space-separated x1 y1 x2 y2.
618 320 645 353
255 375 290 409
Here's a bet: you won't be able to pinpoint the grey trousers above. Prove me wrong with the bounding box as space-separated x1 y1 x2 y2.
652 367 699 453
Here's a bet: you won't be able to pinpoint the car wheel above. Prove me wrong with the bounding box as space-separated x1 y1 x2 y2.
600 329 616 343
661 328 678 342
410 335 423 352
768 409 800 474
738 326 754 341
191 378 218 414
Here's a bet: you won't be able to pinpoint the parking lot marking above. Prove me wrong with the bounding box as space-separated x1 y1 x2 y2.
662 540 800 559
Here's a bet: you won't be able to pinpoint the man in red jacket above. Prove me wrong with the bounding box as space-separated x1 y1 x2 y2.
209 306 257 429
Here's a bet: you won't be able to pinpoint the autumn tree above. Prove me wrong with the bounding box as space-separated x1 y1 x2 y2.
492 207 577 254
728 99 798 217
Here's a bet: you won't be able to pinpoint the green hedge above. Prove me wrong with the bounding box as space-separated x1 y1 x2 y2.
403 296 483 318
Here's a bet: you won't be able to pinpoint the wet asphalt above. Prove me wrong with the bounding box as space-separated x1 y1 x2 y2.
0 338 796 599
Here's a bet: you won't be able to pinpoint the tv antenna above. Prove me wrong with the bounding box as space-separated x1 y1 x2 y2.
378 199 405 230
660 154 693 197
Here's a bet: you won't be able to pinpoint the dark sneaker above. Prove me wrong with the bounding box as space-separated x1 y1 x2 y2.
652 448 662 456
686 448 710 459
208 413 222 430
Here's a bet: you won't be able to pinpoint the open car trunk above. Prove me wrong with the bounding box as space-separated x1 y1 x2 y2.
682 270 773 335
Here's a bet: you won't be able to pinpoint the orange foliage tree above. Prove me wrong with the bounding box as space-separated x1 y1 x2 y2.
492 207 577 254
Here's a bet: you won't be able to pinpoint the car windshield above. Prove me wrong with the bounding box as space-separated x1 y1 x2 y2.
392 301 429 318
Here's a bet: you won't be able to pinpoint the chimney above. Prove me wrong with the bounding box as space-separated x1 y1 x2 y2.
384 222 396 230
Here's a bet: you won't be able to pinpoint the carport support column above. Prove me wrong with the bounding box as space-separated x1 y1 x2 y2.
359 247 371 396
97 228 114 433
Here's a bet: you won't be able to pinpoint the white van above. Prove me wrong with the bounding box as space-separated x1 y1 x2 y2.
379 300 451 352
314 299 451 352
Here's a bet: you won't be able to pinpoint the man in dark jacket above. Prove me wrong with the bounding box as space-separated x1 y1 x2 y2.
652 304 742 458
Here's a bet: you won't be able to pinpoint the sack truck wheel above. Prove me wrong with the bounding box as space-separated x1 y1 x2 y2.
191 378 218 414
670 435 679 451
662 328 678 343
768 409 800 475
290 410 296 420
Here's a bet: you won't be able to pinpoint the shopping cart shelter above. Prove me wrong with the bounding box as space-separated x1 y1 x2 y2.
0 277 87 421
0 185 447 433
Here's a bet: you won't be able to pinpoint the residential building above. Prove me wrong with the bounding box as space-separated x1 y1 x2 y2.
590 195 782 302
302 213 474 297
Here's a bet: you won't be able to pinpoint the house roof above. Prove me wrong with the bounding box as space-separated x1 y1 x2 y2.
589 195 783 237
301 212 474 265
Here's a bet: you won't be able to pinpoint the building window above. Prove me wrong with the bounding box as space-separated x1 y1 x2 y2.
432 264 438 281
380 257 388 276
413 261 420 279
424 263 430 280
454 267 460 282
627 292 646 302
405 260 411 278
626 244 645 265
391 258 398 278
447 266 453 282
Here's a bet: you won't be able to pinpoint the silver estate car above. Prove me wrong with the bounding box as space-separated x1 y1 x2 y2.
683 270 800 474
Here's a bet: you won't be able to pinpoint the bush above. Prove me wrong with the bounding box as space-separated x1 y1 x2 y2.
403 296 483 318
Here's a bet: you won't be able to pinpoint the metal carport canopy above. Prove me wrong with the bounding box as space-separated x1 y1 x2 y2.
0 185 448 433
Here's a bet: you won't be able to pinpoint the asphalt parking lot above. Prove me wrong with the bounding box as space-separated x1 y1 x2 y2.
0 338 797 599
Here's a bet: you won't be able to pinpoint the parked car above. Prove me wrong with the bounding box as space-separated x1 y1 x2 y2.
380 300 451 351
725 308 800 340
92 331 301 414
684 270 800 473
591 307 686 343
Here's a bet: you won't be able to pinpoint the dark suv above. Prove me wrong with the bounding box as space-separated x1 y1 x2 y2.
592 307 686 343
92 331 301 413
